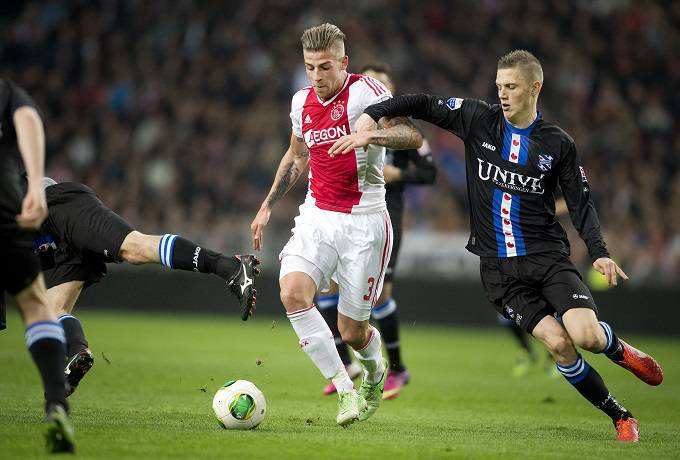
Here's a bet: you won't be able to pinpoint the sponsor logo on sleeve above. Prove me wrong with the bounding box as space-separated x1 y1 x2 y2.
446 97 463 111
579 166 588 182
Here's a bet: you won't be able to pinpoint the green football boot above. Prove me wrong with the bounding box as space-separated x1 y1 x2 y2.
336 390 367 427
358 358 388 421
44 404 75 454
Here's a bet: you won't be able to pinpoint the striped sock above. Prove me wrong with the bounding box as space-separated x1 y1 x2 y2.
598 321 624 360
158 235 239 280
26 321 69 410
58 314 88 358
158 234 179 268
372 299 404 372
556 354 590 384
556 353 630 421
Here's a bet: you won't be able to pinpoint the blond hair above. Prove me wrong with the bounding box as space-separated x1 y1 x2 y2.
301 23 345 54
498 50 543 84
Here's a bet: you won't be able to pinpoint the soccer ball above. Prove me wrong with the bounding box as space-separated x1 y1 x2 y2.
212 379 266 430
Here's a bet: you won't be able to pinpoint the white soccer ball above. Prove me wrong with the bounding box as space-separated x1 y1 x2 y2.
212 379 266 430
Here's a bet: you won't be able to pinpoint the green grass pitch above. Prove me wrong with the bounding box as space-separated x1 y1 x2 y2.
1 309 679 459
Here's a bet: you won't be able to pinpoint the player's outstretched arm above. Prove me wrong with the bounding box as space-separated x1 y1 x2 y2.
328 113 422 156
14 106 48 229
251 134 309 250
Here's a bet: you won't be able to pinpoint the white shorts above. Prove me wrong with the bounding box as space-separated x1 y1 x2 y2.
279 203 392 321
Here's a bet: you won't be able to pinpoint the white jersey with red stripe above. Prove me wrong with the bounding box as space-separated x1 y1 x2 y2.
290 73 392 214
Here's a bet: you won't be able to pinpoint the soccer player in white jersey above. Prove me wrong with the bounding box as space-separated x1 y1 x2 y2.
250 23 422 426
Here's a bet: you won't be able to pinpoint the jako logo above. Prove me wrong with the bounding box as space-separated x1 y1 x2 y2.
304 125 348 147
482 142 496 151
193 246 201 272
477 158 545 194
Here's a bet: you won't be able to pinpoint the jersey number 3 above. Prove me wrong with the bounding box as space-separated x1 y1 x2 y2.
363 277 376 301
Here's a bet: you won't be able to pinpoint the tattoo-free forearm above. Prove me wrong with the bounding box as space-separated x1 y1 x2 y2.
264 147 309 209
14 107 46 180
369 116 423 150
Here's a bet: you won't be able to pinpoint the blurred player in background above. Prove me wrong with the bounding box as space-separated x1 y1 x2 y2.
318 63 437 399
331 50 663 442
21 178 260 396
0 79 75 453
250 23 422 426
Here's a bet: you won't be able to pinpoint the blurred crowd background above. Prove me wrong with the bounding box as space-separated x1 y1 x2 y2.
2 0 678 284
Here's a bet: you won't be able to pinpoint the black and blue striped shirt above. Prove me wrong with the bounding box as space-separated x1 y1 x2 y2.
365 94 609 262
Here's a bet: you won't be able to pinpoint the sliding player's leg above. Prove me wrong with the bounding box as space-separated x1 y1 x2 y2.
118 231 259 319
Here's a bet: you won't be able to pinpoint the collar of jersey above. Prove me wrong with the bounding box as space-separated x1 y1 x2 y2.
503 111 541 136
316 74 350 106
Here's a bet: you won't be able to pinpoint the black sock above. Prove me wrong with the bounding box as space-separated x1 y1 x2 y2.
317 294 352 366
598 321 624 361
26 321 69 412
160 235 240 281
556 354 631 421
373 299 405 372
59 315 88 358
508 322 535 358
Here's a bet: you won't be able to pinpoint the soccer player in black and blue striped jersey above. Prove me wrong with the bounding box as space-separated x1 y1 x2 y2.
18 177 261 396
0 79 75 453
329 50 664 443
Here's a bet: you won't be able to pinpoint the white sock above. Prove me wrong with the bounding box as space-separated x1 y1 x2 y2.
352 326 386 384
287 306 354 393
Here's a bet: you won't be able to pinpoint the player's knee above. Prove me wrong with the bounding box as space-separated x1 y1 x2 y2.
119 231 147 265
543 332 575 360
339 327 362 348
15 285 53 322
570 323 605 352
279 287 309 311
338 323 369 349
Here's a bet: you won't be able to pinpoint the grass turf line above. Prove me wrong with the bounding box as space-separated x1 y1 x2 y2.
1 309 678 459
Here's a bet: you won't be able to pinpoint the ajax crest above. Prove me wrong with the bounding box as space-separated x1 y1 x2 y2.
331 103 344 121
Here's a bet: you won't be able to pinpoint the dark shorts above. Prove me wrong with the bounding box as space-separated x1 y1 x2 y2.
480 252 597 334
384 203 402 283
41 182 133 289
0 175 41 298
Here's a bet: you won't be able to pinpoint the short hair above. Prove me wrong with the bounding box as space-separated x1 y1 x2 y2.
497 50 543 84
359 62 393 77
301 23 346 54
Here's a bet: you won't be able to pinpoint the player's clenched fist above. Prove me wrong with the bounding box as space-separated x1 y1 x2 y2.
250 206 271 251
16 180 48 229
